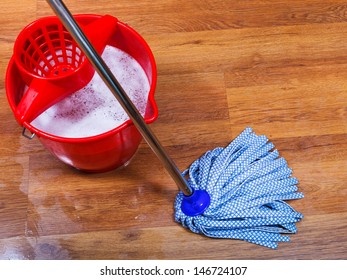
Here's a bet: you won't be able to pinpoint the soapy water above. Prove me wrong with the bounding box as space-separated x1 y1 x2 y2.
31 45 150 138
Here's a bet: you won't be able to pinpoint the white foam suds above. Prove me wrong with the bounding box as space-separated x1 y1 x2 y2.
31 45 150 138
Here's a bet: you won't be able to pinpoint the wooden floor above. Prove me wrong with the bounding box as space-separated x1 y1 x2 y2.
1 0 346 260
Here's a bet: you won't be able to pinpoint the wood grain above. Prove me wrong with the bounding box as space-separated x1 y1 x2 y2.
0 0 346 259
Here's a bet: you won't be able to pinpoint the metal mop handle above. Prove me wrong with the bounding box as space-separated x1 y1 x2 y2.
46 0 193 196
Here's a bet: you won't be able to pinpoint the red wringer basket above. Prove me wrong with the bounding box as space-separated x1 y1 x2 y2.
13 15 118 125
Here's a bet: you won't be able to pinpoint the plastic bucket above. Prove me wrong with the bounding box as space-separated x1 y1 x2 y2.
6 14 158 173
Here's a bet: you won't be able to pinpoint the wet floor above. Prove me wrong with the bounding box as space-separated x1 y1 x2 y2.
1 0 346 259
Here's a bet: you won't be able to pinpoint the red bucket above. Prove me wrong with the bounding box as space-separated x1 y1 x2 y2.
6 14 158 173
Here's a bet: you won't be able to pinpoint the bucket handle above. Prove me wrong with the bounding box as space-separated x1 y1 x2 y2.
22 127 36 139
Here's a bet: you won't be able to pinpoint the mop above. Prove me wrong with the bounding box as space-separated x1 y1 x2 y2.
175 127 304 248
47 0 303 249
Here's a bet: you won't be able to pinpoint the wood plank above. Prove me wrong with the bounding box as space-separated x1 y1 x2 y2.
150 22 347 76
35 1 347 35
1 212 346 259
226 70 347 138
0 156 29 238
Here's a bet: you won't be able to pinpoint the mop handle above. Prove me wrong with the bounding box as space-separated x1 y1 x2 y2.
46 0 193 196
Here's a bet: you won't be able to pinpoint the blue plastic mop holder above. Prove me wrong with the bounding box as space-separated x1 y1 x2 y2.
181 189 211 216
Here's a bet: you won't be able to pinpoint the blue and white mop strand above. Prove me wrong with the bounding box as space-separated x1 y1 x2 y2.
175 127 304 249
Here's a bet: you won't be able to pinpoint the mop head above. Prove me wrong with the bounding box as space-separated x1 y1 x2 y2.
175 127 304 249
